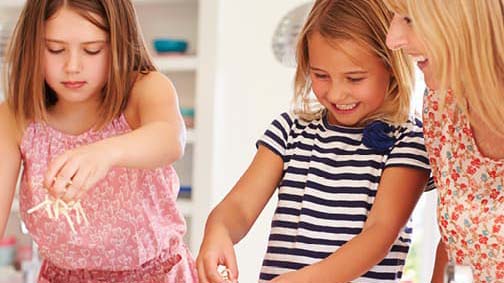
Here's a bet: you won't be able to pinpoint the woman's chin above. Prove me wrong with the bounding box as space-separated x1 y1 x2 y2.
425 77 441 90
422 70 441 90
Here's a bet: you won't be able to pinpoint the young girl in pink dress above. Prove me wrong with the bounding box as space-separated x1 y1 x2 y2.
0 0 197 282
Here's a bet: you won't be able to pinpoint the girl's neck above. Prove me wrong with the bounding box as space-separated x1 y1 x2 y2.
47 99 101 135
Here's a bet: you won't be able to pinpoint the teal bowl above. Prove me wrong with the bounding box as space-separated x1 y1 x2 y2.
153 39 188 53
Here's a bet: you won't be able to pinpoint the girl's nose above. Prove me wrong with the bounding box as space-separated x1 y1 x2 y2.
386 15 408 51
65 51 82 73
330 85 350 101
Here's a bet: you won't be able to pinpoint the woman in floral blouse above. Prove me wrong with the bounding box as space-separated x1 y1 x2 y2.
383 0 503 282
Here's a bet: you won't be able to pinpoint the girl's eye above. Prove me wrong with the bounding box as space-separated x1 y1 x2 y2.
313 73 329 79
48 48 64 54
348 77 365 83
403 16 412 24
85 49 102 55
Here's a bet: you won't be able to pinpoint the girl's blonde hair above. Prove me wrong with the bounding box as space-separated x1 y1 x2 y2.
294 0 413 125
383 0 504 136
4 0 156 128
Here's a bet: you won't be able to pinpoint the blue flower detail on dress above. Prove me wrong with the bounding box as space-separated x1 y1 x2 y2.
362 120 395 152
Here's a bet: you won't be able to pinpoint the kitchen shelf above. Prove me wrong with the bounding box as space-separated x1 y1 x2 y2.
176 199 193 217
186 128 196 144
153 55 198 72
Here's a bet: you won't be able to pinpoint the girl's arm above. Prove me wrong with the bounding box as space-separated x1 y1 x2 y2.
45 72 186 201
273 166 429 283
100 71 186 168
197 145 284 283
0 103 22 237
431 239 449 283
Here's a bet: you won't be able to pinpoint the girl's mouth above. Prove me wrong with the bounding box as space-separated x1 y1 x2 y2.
333 102 359 112
62 81 86 89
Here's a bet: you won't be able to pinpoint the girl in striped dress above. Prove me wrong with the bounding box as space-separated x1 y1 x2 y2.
197 0 432 282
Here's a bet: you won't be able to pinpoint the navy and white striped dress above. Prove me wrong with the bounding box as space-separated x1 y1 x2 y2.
257 112 432 282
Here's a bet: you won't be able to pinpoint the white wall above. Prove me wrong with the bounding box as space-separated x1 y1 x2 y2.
208 0 310 281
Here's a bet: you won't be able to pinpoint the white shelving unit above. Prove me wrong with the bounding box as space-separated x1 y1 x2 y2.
134 0 204 253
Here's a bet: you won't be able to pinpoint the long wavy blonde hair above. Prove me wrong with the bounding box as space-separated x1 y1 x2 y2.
294 0 413 125
4 0 156 128
383 0 504 136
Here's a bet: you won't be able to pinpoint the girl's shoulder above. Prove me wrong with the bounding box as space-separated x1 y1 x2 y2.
124 71 176 129
267 111 314 132
0 102 24 146
276 111 319 127
389 116 424 137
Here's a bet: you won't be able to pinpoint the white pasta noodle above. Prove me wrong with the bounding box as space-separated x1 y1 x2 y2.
27 195 89 234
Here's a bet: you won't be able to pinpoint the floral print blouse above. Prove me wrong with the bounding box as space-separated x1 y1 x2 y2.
423 90 503 282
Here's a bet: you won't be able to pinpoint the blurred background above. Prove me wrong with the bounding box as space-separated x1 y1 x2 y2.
0 1 439 282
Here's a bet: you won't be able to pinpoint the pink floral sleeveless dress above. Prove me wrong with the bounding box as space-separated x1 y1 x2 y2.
19 114 198 283
423 90 504 282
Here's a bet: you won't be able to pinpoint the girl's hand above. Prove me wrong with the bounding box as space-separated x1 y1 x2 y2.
44 142 116 203
196 233 239 283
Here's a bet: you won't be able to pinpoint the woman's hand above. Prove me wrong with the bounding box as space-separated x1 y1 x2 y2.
196 232 239 283
44 141 116 203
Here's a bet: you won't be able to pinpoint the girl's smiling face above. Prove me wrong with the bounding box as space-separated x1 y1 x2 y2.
308 32 391 127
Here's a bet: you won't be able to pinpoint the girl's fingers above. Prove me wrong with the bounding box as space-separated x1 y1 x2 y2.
203 254 227 283
50 160 79 199
74 171 93 201
50 177 71 198
224 252 239 281
44 153 69 188
65 167 92 202
197 260 210 283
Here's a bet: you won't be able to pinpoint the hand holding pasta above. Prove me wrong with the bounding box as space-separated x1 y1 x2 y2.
44 142 114 203
26 142 114 234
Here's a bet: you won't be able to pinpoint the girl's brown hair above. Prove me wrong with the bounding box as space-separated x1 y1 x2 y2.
4 0 156 128
294 0 413 125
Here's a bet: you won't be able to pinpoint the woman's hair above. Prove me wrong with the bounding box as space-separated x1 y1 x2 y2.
4 0 156 128
383 0 504 136
294 0 413 125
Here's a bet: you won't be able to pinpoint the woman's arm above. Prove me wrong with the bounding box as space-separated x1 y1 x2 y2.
0 103 22 237
272 166 429 283
431 239 449 283
197 145 284 283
